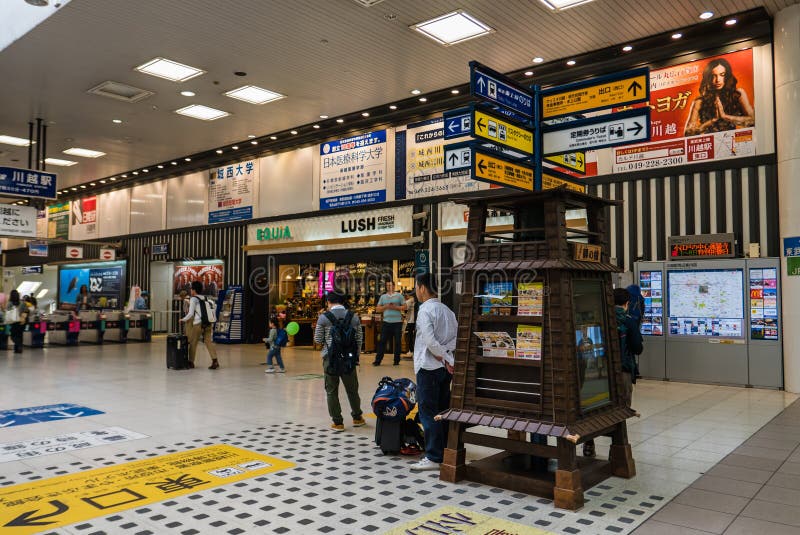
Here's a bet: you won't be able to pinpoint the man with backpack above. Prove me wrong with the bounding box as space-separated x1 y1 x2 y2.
314 291 366 431
180 280 220 370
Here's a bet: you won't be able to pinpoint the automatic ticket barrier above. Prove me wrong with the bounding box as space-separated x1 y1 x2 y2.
78 310 105 344
127 311 152 342
23 316 47 348
103 311 129 342
47 312 80 345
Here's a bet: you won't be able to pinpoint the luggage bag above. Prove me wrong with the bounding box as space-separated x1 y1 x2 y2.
166 333 190 369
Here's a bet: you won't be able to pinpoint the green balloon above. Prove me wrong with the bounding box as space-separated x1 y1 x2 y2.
285 321 300 336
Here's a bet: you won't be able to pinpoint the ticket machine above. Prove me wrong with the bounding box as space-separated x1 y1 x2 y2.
47 311 80 345
127 311 152 342
23 317 47 348
103 311 129 342
78 310 105 344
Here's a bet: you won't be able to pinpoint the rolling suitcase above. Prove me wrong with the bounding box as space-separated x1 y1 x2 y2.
374 417 403 455
166 333 190 369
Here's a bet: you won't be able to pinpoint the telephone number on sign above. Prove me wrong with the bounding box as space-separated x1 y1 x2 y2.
614 156 685 171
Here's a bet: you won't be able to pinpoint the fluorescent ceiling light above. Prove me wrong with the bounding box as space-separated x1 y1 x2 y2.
175 104 230 121
135 57 205 82
224 85 285 105
63 147 106 158
45 158 77 167
112 119 122 124
410 10 493 46
0 135 32 146
539 0 595 10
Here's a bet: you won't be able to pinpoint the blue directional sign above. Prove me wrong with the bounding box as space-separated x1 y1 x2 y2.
443 141 474 172
0 403 104 428
443 108 472 140
0 166 57 200
784 237 800 257
470 61 534 118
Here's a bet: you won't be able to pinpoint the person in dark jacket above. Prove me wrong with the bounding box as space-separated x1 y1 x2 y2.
626 284 645 379
614 288 643 406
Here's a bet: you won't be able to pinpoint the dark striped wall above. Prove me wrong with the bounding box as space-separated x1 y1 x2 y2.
121 226 247 292
587 163 779 271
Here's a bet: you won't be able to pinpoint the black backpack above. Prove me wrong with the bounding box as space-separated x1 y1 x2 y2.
323 310 359 376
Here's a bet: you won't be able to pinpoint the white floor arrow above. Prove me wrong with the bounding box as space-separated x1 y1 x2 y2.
48 411 84 419
0 420 15 428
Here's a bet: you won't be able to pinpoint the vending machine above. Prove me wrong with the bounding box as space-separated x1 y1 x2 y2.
635 254 782 388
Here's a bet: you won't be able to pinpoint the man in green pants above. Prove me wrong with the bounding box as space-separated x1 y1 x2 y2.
314 291 366 431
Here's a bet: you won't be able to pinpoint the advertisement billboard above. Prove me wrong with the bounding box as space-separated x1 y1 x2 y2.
173 261 224 298
58 261 126 310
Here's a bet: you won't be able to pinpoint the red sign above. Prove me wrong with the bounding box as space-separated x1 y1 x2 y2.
66 246 83 259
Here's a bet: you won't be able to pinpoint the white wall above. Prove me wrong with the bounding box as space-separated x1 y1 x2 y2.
97 189 131 238
166 171 208 229
129 182 166 234
258 147 314 217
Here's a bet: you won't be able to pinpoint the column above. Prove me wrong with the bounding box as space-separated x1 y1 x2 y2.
775 4 800 393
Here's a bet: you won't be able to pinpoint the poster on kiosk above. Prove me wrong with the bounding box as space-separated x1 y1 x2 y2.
634 234 782 388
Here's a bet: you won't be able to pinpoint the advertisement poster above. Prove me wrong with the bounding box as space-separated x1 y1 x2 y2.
750 268 779 340
173 262 223 298
613 49 755 173
36 209 46 238
208 159 257 224
0 204 36 238
58 261 126 310
403 117 488 199
47 202 70 239
320 130 386 210
70 196 98 240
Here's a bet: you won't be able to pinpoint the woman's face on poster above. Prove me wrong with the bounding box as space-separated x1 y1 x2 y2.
711 65 727 90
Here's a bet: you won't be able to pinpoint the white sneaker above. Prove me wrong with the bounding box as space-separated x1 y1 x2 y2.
409 457 440 471
265 367 275 374
277 368 286 373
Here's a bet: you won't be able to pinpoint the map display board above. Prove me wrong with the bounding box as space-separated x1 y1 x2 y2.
667 269 744 337
750 268 779 340
639 271 664 336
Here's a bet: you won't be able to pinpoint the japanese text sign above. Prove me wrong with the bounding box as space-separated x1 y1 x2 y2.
783 237 800 257
542 109 651 155
472 148 534 192
0 204 36 238
208 159 257 224
0 166 57 200
470 61 534 118
541 67 649 119
320 130 387 209
472 107 534 155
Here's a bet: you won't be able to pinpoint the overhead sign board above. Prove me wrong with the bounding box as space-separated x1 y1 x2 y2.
28 241 48 258
472 107 534 155
21 265 43 275
444 142 473 172
0 166 57 200
542 172 586 193
541 67 649 119
152 243 169 255
472 148 535 192
442 108 472 140
784 237 800 257
470 61 534 118
545 152 586 174
669 233 736 259
0 204 37 238
542 109 651 155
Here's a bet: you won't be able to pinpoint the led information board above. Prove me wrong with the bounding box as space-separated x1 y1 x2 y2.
669 233 735 259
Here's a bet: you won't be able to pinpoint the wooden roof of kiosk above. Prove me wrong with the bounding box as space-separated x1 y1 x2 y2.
438 186 637 511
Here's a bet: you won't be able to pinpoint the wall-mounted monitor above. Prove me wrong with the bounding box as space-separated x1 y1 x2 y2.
667 269 744 337
639 270 664 336
750 268 779 341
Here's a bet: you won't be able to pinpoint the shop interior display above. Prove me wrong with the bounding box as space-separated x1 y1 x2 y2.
437 188 637 510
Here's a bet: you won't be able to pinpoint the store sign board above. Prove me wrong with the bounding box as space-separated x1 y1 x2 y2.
0 204 36 238
542 108 651 155
255 225 292 242
472 107 534 155
470 61 534 117
541 67 649 119
471 148 535 192
0 166 57 200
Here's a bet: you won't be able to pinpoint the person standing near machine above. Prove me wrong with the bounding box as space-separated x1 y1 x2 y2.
6 290 29 354
372 280 405 366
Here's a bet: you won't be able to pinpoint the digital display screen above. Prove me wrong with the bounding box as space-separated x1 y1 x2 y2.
639 271 663 336
58 261 126 310
668 269 744 337
318 271 335 297
750 268 779 341
670 241 732 258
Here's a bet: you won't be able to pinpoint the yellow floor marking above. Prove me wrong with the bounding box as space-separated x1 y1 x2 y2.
383 506 557 534
0 444 293 534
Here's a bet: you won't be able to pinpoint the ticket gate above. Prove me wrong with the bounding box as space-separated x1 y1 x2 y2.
23 317 47 348
103 311 129 343
127 311 152 342
47 312 80 345
0 324 9 350
78 310 105 344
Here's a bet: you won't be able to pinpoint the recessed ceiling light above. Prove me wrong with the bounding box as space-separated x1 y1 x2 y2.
63 147 106 158
566 60 576 66
410 10 494 46
0 135 32 147
112 119 123 124
80 185 86 189
90 182 96 186
110 177 117 181
362 112 370 117
699 11 714 19
132 171 139 175
250 140 258 145
175 104 230 121
171 161 177 165
232 145 239 150
319 115 329 119
532 57 544 63
184 157 191 161
290 130 298 135
451 89 460 94
121 174 127 178
538 0 595 9
180 90 196 97
389 105 397 110
524 71 534 76
725 18 737 25
100 180 106 184
157 164 164 168
622 45 633 52
224 85 285 105
71 187 77 191
410 89 421 95
142 169 149 173
270 136 277 140
672 33 682 39
248 134 256 138
44 158 78 167
313 124 320 129
216 149 223 154
419 97 428 102
336 119 344 123
134 57 205 82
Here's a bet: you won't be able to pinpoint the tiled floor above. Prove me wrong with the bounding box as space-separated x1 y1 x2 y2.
0 338 796 534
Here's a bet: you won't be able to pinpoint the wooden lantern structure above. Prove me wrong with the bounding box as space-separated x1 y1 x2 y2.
438 187 637 510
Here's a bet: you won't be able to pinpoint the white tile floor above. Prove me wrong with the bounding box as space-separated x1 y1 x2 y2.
0 338 795 534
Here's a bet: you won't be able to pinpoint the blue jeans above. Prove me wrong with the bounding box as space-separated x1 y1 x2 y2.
416 367 451 463
267 346 284 369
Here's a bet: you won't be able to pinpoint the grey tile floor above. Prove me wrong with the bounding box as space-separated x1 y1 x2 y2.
0 338 796 534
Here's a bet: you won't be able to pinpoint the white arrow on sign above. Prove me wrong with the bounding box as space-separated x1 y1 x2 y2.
0 420 15 428
49 410 84 419
444 147 472 172
476 76 486 92
542 111 650 155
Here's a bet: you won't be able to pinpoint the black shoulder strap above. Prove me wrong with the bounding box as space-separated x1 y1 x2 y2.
323 311 337 325
343 310 354 325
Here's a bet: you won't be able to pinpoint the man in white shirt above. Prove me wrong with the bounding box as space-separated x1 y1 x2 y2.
410 272 458 471
180 281 219 370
